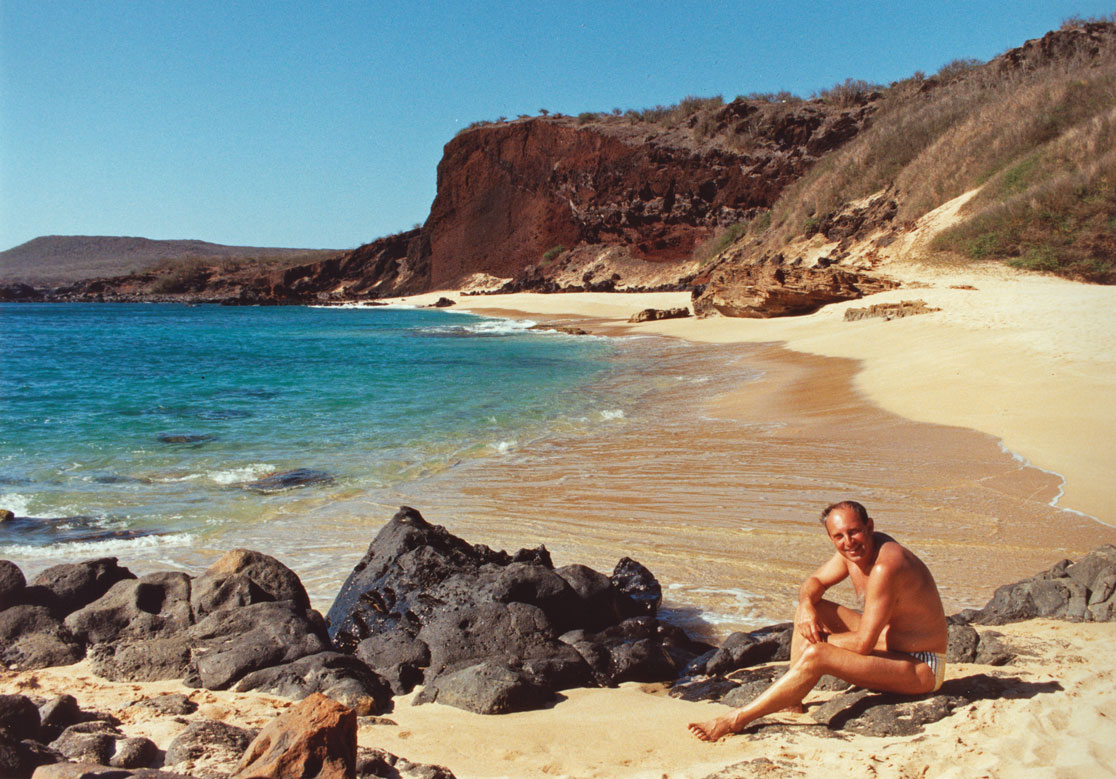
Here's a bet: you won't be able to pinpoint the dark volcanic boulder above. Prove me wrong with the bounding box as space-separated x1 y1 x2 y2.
610 556 663 617
415 659 553 714
0 559 26 609
418 601 588 686
191 548 311 618
553 564 624 631
946 621 980 663
356 746 457 779
165 719 255 769
187 600 330 690
50 721 157 769
808 673 1038 737
0 694 42 741
963 545 1116 625
0 728 61 778
326 507 549 650
0 605 84 670
685 623 793 677
87 635 193 682
235 651 393 716
37 695 87 742
64 572 192 645
353 632 430 696
26 559 135 616
326 507 685 712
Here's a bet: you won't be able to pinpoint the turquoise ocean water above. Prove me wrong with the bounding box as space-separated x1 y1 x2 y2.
0 303 651 580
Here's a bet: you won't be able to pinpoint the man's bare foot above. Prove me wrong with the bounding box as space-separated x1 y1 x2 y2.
688 716 734 742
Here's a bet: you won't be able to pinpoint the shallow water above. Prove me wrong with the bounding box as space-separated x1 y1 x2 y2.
0 303 632 565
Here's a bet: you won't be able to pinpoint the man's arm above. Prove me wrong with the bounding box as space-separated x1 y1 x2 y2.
795 552 848 644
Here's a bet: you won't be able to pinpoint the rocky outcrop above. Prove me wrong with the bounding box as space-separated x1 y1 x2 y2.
14 99 883 310
843 299 940 321
0 552 393 719
326 507 709 713
692 257 899 318
628 307 691 323
957 544 1116 625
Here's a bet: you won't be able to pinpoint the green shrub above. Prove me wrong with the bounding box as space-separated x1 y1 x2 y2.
693 222 746 265
542 245 566 263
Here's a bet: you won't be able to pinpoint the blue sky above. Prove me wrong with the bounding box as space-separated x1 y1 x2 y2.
1 1 1111 252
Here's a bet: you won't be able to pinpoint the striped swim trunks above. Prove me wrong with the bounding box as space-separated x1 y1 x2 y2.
908 651 947 692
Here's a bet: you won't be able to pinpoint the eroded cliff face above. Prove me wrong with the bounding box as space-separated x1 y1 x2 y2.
264 100 877 300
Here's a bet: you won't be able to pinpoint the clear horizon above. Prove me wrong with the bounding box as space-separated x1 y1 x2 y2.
2 1 1111 252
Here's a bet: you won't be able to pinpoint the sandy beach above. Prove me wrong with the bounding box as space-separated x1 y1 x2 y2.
6 617 1113 778
4 256 1116 777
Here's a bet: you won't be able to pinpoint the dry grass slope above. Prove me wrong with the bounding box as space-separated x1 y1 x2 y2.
755 20 1116 282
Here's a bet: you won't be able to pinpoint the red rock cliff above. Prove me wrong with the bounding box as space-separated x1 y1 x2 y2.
268 100 876 299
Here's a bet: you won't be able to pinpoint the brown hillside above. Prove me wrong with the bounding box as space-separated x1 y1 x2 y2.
0 235 337 285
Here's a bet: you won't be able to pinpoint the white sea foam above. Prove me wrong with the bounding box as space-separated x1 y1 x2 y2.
150 473 203 483
0 493 34 516
208 463 275 485
0 531 198 560
490 440 517 454
421 318 538 337
993 441 1102 522
662 585 769 629
600 409 625 421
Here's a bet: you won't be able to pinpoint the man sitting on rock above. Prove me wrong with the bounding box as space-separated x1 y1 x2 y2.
688 500 949 741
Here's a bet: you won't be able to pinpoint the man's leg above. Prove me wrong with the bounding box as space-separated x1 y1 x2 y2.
781 599 862 713
789 598 862 663
689 641 936 741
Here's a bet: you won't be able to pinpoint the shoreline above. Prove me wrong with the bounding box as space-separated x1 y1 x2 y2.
392 266 1116 530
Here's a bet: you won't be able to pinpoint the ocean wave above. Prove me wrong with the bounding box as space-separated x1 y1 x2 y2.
992 441 1101 522
0 492 34 516
208 463 276 485
599 409 625 421
661 585 770 631
0 531 198 560
489 440 517 455
416 318 537 338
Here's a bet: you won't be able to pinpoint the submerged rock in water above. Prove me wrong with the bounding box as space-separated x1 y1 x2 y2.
0 515 161 546
156 433 218 444
243 469 335 493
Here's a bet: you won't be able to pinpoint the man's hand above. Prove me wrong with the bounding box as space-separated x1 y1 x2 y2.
795 600 827 644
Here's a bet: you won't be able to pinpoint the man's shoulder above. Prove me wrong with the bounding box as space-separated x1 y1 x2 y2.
872 535 911 569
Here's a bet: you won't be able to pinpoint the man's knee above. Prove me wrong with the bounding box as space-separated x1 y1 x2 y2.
798 641 829 673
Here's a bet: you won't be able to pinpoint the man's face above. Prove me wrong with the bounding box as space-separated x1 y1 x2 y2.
825 507 874 564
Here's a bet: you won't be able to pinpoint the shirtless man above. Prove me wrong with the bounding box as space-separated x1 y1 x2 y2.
688 500 948 741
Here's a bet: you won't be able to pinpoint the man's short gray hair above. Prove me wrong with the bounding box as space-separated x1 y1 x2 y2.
820 500 869 526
